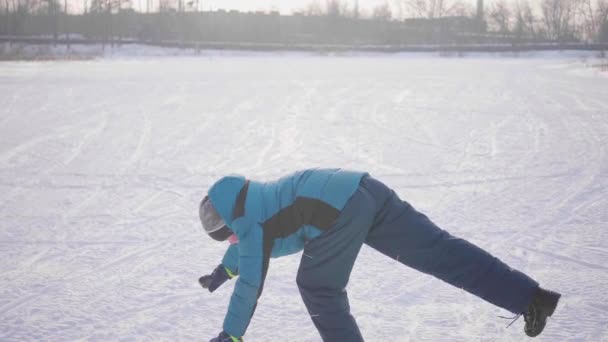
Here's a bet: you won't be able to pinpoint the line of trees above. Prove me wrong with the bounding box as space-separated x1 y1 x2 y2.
306 0 608 42
484 0 608 42
1 0 607 46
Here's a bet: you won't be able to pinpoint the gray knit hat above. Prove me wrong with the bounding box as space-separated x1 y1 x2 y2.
199 196 232 241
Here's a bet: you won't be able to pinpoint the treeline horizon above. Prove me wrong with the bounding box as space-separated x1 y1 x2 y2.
1 0 607 47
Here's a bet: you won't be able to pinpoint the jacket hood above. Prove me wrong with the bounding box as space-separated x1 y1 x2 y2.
207 174 246 228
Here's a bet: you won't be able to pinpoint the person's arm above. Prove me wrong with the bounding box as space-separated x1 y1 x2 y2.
222 223 266 338
221 243 239 277
199 244 239 292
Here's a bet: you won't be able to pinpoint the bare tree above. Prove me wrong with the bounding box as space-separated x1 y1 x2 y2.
391 0 405 19
403 0 467 19
302 1 323 16
488 0 511 34
576 0 598 41
89 0 105 12
450 1 474 17
576 0 608 41
513 0 537 40
158 0 176 12
541 0 577 41
325 0 349 17
88 0 129 46
372 2 392 20
598 0 608 41
405 0 443 18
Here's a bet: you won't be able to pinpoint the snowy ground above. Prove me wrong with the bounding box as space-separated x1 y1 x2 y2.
1 54 607 341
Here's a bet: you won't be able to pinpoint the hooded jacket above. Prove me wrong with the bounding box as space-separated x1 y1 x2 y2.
207 168 366 337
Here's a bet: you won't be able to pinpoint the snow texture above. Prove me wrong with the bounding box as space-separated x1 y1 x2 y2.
1 54 607 341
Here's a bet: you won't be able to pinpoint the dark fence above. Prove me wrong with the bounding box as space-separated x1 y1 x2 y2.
0 11 492 46
1 10 605 51
2 35 607 54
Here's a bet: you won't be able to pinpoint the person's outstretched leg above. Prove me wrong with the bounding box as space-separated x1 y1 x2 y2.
296 184 376 342
361 176 539 315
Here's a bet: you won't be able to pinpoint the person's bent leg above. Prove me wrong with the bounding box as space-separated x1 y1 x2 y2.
297 184 375 342
361 176 539 314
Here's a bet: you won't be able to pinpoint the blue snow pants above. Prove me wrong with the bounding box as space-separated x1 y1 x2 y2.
296 175 539 342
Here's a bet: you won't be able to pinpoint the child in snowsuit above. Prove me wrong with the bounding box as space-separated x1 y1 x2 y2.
199 169 560 342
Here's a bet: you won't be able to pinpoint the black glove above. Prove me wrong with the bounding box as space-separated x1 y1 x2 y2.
209 331 242 342
199 264 233 292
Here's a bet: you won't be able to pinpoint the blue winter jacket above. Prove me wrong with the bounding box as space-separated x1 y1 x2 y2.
207 168 366 337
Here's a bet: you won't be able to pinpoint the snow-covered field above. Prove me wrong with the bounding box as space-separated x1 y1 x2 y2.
1 54 607 341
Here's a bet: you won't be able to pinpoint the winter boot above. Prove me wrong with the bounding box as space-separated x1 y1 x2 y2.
523 288 561 337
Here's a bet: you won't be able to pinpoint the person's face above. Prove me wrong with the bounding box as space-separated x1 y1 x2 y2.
228 234 239 245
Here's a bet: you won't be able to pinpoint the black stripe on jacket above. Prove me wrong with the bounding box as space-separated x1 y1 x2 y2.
232 182 340 327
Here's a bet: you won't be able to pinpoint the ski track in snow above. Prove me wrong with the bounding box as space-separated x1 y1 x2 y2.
1 55 607 341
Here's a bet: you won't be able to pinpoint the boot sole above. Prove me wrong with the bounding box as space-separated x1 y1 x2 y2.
524 290 561 337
